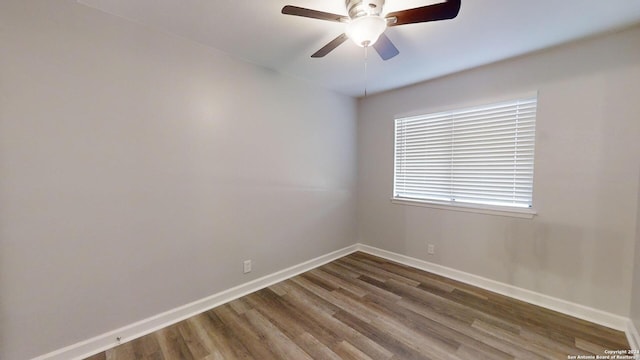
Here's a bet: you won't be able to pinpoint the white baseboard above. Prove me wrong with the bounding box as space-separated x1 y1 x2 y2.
33 242 635 359
32 244 359 360
356 244 630 332
628 319 640 352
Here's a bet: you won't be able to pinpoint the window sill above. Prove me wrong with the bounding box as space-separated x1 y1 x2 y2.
390 198 537 219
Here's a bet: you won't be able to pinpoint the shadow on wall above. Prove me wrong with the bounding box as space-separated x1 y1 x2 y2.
389 26 640 115
503 220 627 306
0 237 5 358
593 65 640 305
220 183 356 275
504 221 583 288
0 141 8 355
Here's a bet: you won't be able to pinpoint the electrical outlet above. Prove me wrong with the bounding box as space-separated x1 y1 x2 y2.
427 244 435 255
243 260 252 274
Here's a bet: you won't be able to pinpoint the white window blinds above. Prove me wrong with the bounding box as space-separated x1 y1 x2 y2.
394 97 537 209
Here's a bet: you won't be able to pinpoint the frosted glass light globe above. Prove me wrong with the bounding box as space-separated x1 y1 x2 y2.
346 16 387 47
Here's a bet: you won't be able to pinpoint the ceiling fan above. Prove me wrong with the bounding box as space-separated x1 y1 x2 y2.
281 0 461 60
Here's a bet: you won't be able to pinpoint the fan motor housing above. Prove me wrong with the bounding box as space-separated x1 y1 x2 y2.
346 0 385 19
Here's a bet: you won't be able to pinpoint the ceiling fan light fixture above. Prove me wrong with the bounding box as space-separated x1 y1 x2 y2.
282 0 460 59
346 16 387 47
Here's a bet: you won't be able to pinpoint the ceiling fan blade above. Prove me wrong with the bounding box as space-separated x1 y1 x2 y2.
282 5 348 23
311 34 348 58
373 33 399 60
387 0 461 27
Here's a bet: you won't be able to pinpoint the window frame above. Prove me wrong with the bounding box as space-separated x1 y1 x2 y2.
391 96 538 219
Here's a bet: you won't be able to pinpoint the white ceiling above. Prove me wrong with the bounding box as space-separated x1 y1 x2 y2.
78 0 640 97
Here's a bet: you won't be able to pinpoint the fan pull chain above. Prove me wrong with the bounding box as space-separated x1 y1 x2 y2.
364 45 368 97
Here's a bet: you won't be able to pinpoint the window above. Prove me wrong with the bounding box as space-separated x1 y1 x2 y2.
393 96 537 215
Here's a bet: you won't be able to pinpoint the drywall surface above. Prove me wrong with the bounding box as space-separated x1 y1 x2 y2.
631 170 640 330
357 26 640 317
0 1 356 359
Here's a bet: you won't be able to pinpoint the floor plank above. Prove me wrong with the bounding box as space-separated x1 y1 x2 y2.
85 252 629 359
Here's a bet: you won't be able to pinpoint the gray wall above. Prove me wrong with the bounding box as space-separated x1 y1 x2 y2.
357 26 640 317
0 1 357 359
2 1 640 359
631 169 640 331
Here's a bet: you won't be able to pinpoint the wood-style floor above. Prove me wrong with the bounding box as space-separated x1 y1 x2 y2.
86 252 629 359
